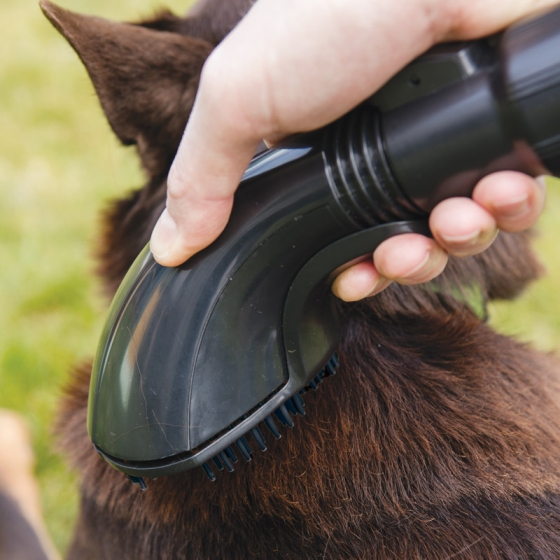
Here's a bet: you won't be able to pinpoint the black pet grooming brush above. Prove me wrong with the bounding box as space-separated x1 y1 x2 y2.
89 7 560 484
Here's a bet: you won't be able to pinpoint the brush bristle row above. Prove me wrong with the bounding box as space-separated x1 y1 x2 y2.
200 353 338 481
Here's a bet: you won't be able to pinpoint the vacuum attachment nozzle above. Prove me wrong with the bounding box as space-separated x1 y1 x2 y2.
89 6 560 481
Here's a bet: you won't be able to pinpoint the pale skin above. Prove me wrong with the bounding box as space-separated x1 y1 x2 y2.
150 0 553 301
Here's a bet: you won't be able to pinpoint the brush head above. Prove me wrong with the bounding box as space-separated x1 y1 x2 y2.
88 136 430 479
88 142 343 478
88 233 338 478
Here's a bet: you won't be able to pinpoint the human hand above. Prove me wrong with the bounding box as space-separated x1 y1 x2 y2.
150 0 553 301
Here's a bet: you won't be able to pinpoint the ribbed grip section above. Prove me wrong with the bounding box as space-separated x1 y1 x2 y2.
323 104 423 230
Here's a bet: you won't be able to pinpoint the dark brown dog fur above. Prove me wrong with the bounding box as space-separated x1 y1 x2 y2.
41 1 560 558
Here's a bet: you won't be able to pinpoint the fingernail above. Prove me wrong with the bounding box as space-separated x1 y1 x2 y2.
492 193 530 219
150 209 177 259
399 247 447 284
439 228 497 259
439 229 481 246
362 276 392 298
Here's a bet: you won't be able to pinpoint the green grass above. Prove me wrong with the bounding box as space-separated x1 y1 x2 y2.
0 0 559 555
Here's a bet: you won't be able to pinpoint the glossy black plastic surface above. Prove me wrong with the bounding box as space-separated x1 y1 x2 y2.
89 5 560 478
93 220 429 477
89 144 356 463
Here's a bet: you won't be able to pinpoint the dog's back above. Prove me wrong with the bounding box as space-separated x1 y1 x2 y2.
42 1 560 558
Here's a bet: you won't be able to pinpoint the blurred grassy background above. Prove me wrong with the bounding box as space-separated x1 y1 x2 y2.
0 0 559 555
0 0 193 552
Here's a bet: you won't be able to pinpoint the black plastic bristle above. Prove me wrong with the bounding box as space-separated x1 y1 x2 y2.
264 415 281 438
291 394 305 415
274 404 294 428
219 450 234 472
309 380 318 390
250 427 267 450
236 436 252 461
213 456 224 470
202 463 216 481
224 446 238 463
284 398 297 416
126 475 147 490
326 354 338 375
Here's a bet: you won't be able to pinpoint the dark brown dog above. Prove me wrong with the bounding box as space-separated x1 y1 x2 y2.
41 1 560 558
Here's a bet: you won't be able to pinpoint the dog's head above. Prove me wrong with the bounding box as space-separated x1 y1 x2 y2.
40 0 257 293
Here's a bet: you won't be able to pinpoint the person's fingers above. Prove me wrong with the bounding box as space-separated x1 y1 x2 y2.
471 172 547 232
333 172 547 301
429 173 546 259
332 233 448 301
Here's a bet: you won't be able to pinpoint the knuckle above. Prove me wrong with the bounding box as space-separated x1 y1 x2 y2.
199 48 270 140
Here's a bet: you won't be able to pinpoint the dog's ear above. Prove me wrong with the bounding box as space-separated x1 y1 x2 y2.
40 1 213 178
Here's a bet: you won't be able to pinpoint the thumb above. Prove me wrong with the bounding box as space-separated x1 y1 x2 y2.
150 87 261 266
